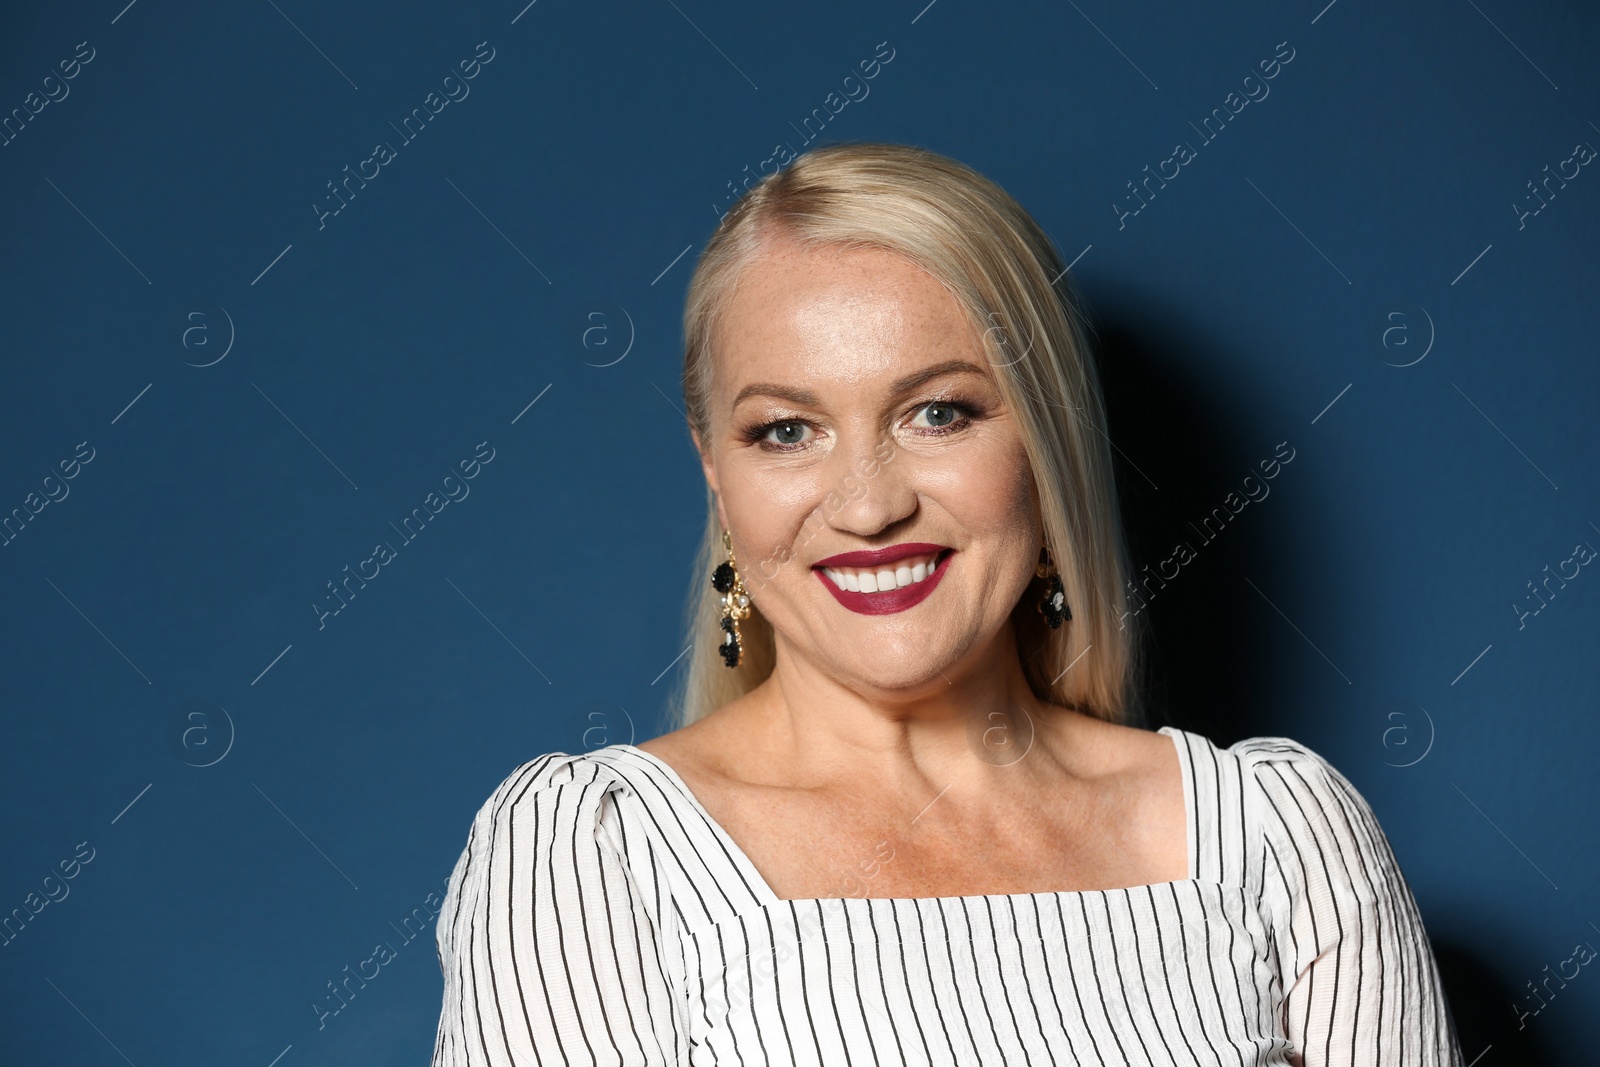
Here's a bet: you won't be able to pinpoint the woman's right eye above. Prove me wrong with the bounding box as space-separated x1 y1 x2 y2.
760 420 813 449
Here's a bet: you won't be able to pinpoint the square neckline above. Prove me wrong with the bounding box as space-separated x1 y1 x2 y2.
613 725 1198 908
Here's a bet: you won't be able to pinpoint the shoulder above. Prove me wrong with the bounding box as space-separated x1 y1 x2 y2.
1228 733 1374 824
1228 733 1339 770
453 746 678 847
442 748 667 902
437 748 670 940
460 749 624 826
1228 733 1410 907
432 752 690 1058
1229 732 1379 834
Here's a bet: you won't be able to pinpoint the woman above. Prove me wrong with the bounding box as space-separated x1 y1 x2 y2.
431 142 1464 1065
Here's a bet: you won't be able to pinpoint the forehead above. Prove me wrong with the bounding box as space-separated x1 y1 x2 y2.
713 239 983 394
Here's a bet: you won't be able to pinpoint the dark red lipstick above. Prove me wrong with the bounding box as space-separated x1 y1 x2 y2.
812 543 954 616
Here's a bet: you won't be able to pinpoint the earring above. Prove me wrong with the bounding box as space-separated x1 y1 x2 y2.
711 528 752 667
1035 545 1071 629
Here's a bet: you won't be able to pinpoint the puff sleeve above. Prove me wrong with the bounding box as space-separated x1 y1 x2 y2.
431 753 689 1066
1244 738 1464 1066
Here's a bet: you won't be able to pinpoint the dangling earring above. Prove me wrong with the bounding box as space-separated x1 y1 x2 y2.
711 528 752 667
1035 545 1071 629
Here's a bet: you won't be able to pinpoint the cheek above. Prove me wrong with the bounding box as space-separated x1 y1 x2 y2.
925 436 1035 528
720 468 827 570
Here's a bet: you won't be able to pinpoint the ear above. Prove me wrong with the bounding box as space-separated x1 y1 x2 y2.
689 426 731 531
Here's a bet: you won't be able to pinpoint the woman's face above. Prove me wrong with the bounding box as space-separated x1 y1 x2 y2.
694 237 1043 694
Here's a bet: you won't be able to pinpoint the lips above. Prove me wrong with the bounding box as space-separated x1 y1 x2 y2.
812 543 955 616
813 542 948 568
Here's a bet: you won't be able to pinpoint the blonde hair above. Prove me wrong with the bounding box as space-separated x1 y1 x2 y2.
670 141 1147 729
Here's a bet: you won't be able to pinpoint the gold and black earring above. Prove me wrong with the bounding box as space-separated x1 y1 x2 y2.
1036 545 1070 629
711 528 752 667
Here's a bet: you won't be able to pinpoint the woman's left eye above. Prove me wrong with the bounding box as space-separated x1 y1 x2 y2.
907 400 974 432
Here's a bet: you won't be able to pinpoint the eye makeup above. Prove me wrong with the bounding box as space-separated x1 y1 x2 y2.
738 397 986 454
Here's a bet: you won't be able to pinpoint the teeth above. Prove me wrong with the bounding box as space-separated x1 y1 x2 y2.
823 551 945 595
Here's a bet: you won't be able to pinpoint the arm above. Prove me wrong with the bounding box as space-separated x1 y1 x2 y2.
431 754 688 1066
1249 739 1463 1067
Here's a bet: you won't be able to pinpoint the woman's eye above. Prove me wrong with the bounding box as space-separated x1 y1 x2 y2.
764 420 812 447
908 401 965 430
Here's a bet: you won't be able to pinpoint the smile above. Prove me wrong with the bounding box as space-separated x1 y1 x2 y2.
812 544 955 616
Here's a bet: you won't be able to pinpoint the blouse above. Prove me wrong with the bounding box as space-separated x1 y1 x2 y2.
429 725 1464 1065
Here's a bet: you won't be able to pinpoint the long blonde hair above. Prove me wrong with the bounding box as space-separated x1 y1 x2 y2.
670 141 1147 729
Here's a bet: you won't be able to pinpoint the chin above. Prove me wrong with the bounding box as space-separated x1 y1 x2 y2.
823 634 960 691
840 667 954 699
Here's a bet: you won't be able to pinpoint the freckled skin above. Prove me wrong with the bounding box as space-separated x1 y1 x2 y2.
648 236 1185 901
699 238 1042 701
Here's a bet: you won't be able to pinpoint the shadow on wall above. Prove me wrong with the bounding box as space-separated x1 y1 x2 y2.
1434 938 1561 1065
1091 306 1563 1062
1091 308 1294 747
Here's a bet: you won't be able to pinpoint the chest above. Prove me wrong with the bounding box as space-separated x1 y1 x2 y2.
673 883 1285 1067
696 778 1187 901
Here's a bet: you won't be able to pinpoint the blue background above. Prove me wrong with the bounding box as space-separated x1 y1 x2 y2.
2 0 1595 1061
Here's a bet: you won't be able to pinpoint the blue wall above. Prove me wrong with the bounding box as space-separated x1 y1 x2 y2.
2 0 1595 1061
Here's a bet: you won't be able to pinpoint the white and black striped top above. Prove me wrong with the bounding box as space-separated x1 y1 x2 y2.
430 726 1463 1065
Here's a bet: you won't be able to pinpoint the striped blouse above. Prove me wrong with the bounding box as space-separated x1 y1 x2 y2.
430 726 1464 1065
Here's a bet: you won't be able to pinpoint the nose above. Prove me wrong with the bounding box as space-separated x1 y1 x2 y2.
819 432 914 538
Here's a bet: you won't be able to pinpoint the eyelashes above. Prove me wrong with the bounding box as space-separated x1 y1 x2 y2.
738 397 984 453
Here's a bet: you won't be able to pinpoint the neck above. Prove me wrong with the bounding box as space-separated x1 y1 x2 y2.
743 612 1068 792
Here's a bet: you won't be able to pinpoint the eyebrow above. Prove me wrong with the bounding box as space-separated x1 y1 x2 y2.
730 358 991 411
